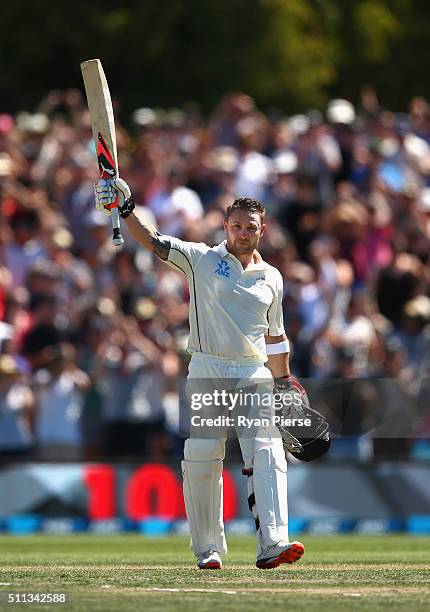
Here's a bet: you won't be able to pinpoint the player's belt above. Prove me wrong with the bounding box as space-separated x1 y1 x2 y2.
190 352 265 367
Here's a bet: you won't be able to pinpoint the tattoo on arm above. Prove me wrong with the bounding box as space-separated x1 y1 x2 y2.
151 235 171 260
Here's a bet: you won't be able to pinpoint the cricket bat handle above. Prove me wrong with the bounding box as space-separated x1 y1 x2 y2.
111 205 124 246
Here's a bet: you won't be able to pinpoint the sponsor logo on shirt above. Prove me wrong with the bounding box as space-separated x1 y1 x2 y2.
214 261 231 277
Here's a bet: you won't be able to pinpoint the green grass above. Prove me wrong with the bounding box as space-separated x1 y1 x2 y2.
0 535 429 611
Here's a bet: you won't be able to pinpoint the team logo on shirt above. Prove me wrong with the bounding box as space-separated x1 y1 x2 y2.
214 261 231 277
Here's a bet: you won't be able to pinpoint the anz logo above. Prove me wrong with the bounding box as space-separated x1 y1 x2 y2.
214 260 231 278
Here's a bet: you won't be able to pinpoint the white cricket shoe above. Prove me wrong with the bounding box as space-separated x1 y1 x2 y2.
197 549 222 570
256 540 304 569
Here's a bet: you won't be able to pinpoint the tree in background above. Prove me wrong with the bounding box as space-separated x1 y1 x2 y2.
1 0 429 115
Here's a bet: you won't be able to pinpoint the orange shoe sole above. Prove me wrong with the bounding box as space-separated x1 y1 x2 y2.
198 561 222 570
256 541 305 569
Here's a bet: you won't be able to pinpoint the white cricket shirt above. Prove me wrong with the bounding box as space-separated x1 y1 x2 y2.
166 239 285 363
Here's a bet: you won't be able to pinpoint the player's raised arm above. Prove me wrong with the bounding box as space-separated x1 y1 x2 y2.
94 178 171 260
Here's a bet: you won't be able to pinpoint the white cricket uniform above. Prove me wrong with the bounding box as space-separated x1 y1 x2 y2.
167 238 290 558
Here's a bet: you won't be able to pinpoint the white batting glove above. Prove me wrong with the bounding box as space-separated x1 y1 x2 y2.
94 179 115 216
94 178 132 216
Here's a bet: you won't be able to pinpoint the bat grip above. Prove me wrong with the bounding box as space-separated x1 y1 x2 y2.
111 206 124 246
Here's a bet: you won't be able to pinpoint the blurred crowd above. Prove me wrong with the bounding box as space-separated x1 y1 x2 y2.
1 87 430 462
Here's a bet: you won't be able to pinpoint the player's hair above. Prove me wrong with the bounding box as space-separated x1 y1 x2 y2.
226 198 266 223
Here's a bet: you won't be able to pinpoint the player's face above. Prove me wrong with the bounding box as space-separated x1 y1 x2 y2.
224 210 265 256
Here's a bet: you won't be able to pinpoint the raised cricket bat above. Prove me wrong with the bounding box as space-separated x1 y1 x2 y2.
80 59 124 246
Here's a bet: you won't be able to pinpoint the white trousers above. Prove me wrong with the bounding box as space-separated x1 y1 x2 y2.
182 353 289 557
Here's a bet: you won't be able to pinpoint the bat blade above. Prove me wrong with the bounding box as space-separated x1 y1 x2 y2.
97 132 117 179
81 58 123 246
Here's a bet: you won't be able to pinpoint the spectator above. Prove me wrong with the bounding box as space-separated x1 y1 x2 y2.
93 316 167 458
3 208 44 288
0 355 34 459
33 342 90 460
1 87 430 459
147 163 204 237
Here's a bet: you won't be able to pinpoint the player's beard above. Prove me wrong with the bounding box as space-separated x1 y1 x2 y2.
228 236 259 257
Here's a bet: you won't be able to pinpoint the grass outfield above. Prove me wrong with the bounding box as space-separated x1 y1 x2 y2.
0 535 429 611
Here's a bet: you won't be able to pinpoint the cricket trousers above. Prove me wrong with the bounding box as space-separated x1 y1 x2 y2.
182 353 289 557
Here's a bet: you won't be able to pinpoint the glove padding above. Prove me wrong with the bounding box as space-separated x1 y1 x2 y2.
94 178 134 218
274 374 330 462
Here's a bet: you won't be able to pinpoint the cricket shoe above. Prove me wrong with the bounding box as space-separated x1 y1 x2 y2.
256 540 304 569
197 549 222 570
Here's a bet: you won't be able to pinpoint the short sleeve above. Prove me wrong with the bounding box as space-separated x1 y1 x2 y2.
166 237 209 277
267 272 285 336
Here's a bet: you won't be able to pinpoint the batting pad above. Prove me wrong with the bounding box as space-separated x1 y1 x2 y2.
182 439 227 557
252 435 289 550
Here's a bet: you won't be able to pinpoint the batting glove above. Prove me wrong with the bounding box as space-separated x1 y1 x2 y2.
274 374 307 406
94 178 135 218
95 179 115 216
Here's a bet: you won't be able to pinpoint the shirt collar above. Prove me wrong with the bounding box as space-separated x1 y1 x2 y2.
213 241 267 270
213 241 229 257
